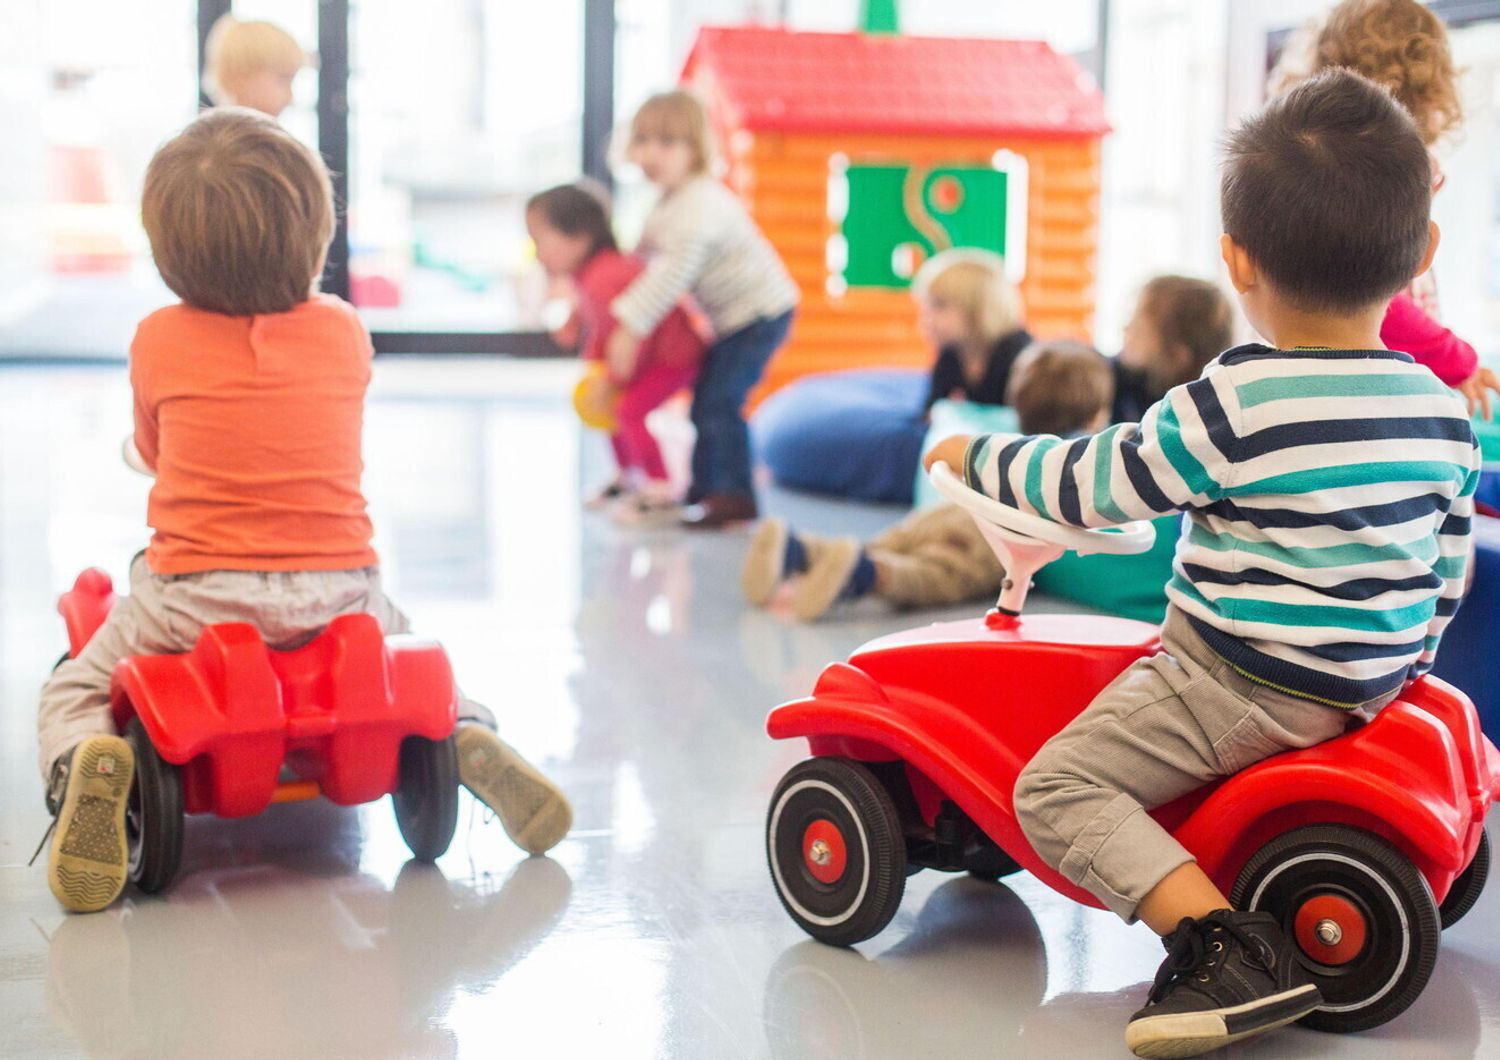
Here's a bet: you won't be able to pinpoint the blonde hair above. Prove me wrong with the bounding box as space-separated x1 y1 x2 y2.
1307 0 1463 146
914 249 1023 347
628 90 714 175
143 108 334 316
203 15 306 105
1005 340 1114 437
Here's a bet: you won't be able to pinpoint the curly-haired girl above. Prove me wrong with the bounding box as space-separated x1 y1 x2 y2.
1295 0 1499 414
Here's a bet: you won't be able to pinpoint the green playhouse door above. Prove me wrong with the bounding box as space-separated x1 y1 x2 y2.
833 154 1029 291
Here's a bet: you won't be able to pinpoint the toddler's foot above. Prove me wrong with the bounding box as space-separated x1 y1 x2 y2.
741 518 791 605
47 735 135 914
792 537 875 621
1125 909 1320 1058
613 480 681 526
680 492 757 530
585 480 630 510
456 725 573 855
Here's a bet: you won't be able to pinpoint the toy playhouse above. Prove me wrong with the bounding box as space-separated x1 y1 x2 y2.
682 26 1110 398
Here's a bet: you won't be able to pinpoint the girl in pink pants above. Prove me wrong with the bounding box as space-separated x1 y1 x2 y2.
527 183 705 520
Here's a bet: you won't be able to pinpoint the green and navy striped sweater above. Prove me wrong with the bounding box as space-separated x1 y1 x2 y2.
963 344 1481 708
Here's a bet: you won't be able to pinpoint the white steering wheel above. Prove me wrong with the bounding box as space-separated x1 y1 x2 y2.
929 462 1157 616
930 462 1155 555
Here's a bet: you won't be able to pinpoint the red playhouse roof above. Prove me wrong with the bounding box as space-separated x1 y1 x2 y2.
683 27 1110 140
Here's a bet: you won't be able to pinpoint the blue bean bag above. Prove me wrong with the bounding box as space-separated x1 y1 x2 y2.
752 369 930 504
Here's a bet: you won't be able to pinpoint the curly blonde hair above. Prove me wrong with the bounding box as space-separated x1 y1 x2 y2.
1312 0 1462 145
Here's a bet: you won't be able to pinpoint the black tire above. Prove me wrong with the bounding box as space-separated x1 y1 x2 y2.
1439 829 1490 930
1231 824 1441 1033
123 717 184 894
392 734 459 862
766 757 907 947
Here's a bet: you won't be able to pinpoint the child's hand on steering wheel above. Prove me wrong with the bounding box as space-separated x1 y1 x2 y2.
924 434 974 475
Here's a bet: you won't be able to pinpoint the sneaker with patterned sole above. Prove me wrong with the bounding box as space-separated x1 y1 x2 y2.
791 536 863 621
456 725 573 855
47 735 135 914
741 518 789 605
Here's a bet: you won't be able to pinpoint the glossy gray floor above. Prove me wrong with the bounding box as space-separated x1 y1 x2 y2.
2 361 1496 1060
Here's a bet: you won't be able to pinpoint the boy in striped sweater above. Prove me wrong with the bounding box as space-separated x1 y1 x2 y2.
927 70 1479 1058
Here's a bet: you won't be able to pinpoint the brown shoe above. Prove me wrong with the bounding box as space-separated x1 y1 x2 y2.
680 493 758 529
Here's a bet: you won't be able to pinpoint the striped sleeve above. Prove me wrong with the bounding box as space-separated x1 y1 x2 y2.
962 371 1238 527
611 226 715 338
1411 456 1480 675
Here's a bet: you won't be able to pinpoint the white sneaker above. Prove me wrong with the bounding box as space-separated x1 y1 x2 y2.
612 482 682 526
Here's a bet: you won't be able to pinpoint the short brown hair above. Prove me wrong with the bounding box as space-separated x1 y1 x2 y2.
1138 276 1234 387
1313 0 1462 146
526 181 618 259
1006 340 1114 437
143 107 334 316
628 90 714 175
1221 69 1431 314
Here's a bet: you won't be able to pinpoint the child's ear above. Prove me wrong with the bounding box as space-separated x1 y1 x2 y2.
1414 220 1441 279
1219 234 1257 295
1169 342 1196 378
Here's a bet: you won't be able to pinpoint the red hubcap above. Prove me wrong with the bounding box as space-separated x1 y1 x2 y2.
1294 894 1368 965
802 819 849 885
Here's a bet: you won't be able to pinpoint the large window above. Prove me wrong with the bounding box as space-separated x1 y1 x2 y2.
0 1 197 360
346 1 585 335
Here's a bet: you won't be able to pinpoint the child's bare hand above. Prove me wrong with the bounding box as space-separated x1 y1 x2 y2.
1458 367 1500 420
923 434 973 474
606 327 643 381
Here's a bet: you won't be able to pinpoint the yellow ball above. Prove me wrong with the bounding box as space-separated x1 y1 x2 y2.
573 364 620 432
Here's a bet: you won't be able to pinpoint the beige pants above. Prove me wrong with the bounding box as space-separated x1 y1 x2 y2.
38 553 491 779
867 503 1004 608
1012 606 1392 922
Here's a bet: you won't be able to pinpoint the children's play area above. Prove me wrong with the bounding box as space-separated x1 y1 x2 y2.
6 1 1500 1057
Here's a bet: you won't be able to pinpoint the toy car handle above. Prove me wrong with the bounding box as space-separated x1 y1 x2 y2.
929 462 1156 556
930 461 1157 617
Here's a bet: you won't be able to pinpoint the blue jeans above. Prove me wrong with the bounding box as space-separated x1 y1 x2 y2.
688 310 794 502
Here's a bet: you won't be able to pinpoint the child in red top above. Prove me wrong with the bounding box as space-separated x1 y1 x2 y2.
1286 0 1499 415
527 183 705 521
37 109 571 914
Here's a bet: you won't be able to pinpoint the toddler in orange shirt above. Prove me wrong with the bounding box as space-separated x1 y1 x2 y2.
38 109 571 914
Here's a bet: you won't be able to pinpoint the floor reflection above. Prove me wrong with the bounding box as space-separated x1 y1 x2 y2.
42 852 571 1059
4 362 1500 1059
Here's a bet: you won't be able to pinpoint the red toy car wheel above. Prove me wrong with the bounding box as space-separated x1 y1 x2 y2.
123 717 183 894
1231 824 1440 1033
767 758 906 947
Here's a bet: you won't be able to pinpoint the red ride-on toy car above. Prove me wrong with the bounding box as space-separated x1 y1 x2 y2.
57 567 461 895
765 464 1500 1033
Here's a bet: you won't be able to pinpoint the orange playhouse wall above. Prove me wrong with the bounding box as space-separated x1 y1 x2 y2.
727 131 1102 402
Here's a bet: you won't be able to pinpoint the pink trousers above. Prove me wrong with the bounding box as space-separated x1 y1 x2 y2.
609 362 698 482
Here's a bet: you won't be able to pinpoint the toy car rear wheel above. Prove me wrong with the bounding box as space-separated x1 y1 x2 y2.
393 734 459 862
1231 824 1440 1033
123 717 183 894
1439 828 1490 930
766 757 906 947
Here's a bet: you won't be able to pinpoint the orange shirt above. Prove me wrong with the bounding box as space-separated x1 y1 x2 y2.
130 294 377 575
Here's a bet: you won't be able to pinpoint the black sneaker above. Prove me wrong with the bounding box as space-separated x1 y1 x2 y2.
1125 909 1321 1058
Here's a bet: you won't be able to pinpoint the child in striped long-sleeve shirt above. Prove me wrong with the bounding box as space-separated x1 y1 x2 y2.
606 91 798 529
927 70 1479 1058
